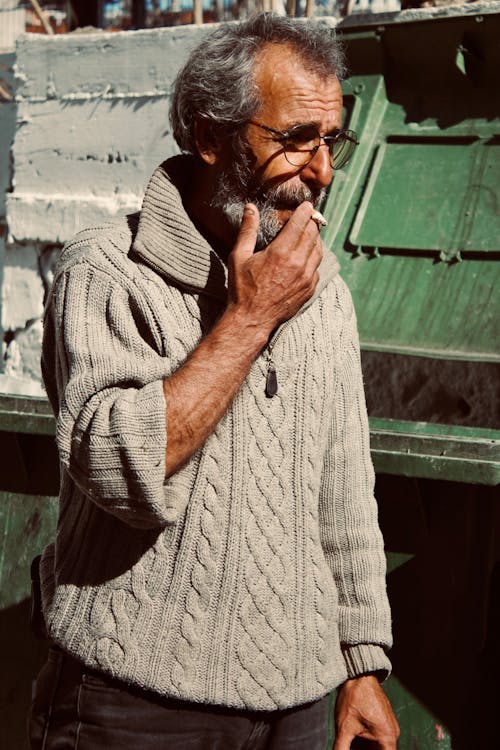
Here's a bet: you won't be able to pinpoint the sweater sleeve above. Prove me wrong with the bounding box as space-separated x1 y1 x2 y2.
318 279 392 680
42 258 174 529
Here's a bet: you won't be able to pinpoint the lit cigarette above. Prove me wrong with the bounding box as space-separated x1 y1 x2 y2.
311 210 328 227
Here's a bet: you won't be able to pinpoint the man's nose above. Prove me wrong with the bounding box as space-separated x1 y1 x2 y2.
300 144 333 189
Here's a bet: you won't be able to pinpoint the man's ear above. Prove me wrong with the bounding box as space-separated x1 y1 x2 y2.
194 117 223 165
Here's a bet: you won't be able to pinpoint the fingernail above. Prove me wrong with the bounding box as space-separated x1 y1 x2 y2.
244 205 255 215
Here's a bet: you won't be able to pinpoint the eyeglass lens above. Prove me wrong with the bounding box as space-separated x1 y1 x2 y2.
284 127 357 170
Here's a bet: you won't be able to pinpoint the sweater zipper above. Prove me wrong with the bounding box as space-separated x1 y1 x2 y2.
264 319 294 398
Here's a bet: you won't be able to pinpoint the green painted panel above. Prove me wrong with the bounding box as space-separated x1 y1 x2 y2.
0 493 58 608
0 493 57 750
338 253 500 360
350 141 500 254
384 676 452 750
323 13 500 361
465 142 500 251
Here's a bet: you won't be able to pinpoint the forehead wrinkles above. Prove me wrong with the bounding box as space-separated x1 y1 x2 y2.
253 43 341 125
254 42 328 88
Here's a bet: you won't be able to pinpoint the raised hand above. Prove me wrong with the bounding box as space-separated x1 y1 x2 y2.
163 200 324 476
227 202 324 335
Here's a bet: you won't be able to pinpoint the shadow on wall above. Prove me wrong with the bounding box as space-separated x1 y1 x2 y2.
377 474 499 750
362 352 500 429
0 598 49 750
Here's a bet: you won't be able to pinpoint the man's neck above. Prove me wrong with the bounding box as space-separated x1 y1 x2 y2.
183 161 236 262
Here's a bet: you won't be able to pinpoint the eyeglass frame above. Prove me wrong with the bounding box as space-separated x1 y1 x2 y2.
246 120 359 171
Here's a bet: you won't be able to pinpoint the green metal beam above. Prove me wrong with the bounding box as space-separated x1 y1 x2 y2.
0 395 54 436
369 417 500 485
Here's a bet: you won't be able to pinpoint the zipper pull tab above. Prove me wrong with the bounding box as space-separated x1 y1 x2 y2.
265 357 278 398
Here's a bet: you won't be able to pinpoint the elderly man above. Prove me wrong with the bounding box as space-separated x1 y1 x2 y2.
30 13 399 750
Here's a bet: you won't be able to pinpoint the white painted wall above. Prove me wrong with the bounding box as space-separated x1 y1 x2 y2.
7 25 210 244
2 24 210 393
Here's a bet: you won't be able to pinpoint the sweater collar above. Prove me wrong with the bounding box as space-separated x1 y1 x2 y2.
133 155 339 302
133 155 228 299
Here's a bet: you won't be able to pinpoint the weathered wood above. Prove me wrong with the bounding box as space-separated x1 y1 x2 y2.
29 0 54 35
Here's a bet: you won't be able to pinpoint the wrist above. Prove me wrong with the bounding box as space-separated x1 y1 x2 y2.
220 303 271 353
342 673 381 689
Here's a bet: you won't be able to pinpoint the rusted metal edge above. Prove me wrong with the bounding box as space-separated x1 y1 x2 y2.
337 2 500 32
0 395 54 435
370 417 500 485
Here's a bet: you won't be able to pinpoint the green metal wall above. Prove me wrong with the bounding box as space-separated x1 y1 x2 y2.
327 10 500 361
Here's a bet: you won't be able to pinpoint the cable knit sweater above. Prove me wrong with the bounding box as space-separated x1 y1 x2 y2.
39 155 392 711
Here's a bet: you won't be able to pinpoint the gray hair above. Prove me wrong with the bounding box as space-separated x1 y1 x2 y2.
170 12 346 156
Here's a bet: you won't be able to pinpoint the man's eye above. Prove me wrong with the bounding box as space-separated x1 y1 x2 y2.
286 129 318 149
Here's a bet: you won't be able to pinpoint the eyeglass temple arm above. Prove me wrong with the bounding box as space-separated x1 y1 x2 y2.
247 121 288 138
248 120 359 146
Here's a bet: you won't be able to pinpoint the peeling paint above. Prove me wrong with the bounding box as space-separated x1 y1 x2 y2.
3 317 43 382
1 243 43 329
435 723 446 741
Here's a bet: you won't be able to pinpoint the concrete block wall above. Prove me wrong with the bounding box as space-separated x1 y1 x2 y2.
2 25 210 394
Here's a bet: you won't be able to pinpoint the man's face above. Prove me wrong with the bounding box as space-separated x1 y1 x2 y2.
212 43 343 249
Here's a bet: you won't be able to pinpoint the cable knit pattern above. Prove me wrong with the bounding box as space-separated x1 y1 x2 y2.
171 444 226 694
39 155 392 711
303 320 332 692
236 380 292 707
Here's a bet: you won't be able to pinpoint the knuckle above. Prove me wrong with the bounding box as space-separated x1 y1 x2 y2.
292 201 315 226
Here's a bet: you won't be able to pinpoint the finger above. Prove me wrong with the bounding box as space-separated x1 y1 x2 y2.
302 243 322 283
298 231 323 273
298 211 328 253
376 733 399 750
332 731 354 750
305 270 320 298
272 212 321 265
279 200 317 238
294 202 328 235
231 204 259 263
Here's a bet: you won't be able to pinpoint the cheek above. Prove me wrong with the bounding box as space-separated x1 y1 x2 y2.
249 138 297 181
258 156 302 186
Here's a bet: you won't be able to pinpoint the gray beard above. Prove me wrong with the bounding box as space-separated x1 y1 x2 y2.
211 157 325 251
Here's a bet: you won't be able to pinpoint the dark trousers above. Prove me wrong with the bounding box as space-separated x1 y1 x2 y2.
29 648 331 749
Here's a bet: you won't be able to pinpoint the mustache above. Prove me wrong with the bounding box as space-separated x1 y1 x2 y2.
248 180 325 213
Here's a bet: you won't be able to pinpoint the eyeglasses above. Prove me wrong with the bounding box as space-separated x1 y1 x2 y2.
247 121 359 170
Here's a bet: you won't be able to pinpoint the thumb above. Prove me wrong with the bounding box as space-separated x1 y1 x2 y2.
231 204 259 263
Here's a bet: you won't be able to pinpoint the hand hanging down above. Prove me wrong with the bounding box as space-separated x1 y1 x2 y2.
334 675 400 750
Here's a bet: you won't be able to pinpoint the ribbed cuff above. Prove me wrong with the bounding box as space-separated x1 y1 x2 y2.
342 644 392 682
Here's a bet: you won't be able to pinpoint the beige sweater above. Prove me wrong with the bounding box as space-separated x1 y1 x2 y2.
40 156 392 711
